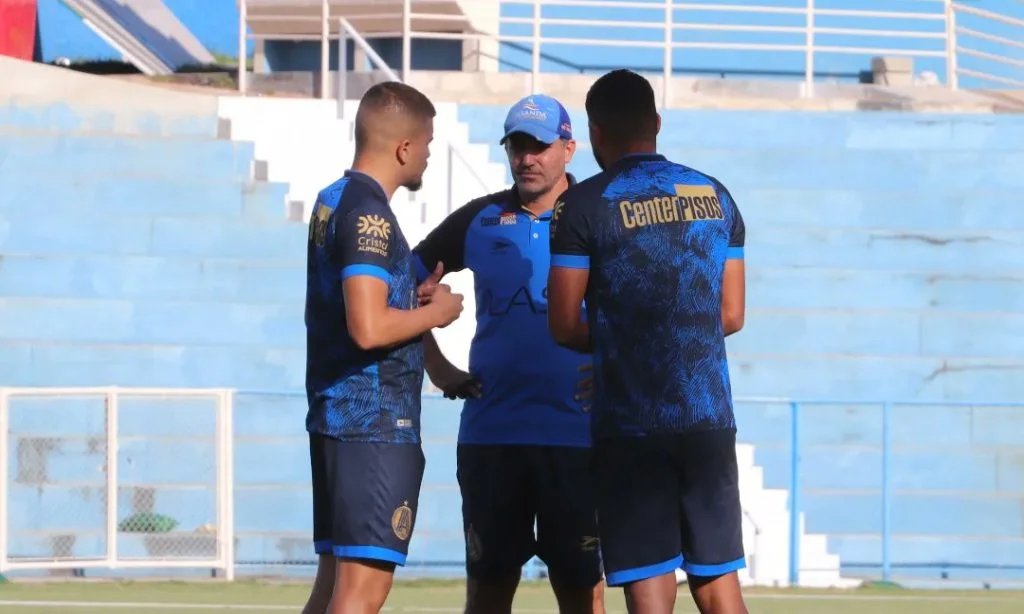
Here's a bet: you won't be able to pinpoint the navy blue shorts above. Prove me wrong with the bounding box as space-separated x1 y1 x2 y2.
456 444 602 587
594 428 745 587
309 434 425 566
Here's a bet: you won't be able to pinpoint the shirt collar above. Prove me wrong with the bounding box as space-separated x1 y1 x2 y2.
611 153 665 170
344 170 388 201
507 173 578 218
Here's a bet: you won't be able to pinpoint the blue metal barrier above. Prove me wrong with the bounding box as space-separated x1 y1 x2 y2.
768 398 1024 587
229 391 1024 585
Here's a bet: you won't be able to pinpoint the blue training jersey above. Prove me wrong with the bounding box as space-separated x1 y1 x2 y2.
549 154 745 438
304 170 424 443
413 179 591 447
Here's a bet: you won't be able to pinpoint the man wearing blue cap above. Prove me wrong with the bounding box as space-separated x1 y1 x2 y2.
412 95 605 614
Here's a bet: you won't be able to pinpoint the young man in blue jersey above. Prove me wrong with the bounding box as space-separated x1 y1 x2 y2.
302 82 466 614
548 69 749 614
412 95 605 614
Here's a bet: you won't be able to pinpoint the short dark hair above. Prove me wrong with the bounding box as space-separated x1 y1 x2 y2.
354 81 436 149
584 69 658 144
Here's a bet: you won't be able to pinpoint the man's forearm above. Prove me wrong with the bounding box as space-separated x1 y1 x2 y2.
556 320 591 353
350 304 442 350
422 330 456 379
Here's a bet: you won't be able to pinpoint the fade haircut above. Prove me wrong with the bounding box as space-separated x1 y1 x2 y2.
354 82 436 151
584 69 658 144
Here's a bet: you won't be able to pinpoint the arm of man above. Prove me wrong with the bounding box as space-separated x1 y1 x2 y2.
721 189 746 336
423 331 482 399
412 198 482 284
337 208 458 350
413 199 490 386
548 192 592 353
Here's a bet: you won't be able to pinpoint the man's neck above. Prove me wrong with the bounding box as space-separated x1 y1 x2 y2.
350 157 398 200
518 174 570 217
607 141 658 168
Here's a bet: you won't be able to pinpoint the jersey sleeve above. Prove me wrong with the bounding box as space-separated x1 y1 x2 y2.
412 199 483 283
334 203 397 283
725 193 745 261
711 177 745 261
549 188 593 270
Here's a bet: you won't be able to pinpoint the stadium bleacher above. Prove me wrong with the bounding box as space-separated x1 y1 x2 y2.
2 0 1024 591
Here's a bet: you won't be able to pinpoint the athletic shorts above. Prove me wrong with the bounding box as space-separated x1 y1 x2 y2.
456 444 603 587
309 434 425 565
593 428 745 587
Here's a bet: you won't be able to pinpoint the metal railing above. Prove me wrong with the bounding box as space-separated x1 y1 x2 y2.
237 3 496 206
0 387 235 579
4 387 1021 584
749 397 1024 586
238 0 1024 108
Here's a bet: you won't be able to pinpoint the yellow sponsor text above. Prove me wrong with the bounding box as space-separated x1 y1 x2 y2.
618 184 724 230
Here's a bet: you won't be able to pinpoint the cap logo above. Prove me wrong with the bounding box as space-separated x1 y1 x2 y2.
517 108 546 122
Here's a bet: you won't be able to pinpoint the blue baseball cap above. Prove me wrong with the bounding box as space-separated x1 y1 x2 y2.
500 94 572 145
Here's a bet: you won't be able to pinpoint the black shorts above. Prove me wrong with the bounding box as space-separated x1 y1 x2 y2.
309 434 425 566
456 444 602 587
594 428 745 587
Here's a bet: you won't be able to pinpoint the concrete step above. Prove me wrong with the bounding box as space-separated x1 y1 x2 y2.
735 401 1024 448
829 535 1024 582
0 102 221 138
0 213 308 259
727 353 1024 402
0 341 304 390
567 148 1024 190
0 297 304 347
0 255 304 302
747 228 1024 273
0 133 255 181
0 177 286 219
732 310 1024 359
734 188 1024 231
460 106 1024 151
748 268 1024 312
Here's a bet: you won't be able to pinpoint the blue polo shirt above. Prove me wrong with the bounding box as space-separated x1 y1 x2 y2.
413 179 590 447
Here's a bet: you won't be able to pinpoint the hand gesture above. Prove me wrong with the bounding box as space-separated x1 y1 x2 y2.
430 365 483 401
417 262 445 306
430 283 464 328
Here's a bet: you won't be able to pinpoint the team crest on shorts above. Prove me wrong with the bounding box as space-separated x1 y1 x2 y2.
466 525 483 562
392 501 414 541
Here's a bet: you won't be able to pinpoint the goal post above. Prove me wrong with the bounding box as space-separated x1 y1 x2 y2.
0 387 235 580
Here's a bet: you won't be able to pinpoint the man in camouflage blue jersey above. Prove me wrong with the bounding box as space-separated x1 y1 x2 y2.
302 82 464 614
548 69 749 614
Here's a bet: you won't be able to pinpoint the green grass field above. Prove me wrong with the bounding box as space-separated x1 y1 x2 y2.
0 580 1021 614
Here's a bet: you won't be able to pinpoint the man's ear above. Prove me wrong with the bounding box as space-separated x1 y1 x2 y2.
588 121 601 150
395 139 411 166
655 113 662 136
564 139 577 164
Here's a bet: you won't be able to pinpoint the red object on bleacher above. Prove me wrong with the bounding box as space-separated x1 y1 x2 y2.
0 0 38 61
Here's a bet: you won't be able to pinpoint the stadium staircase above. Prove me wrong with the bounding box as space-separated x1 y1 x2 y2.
3 54 1024 584
58 0 215 73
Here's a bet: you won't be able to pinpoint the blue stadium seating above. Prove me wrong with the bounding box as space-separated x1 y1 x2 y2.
2 100 1024 582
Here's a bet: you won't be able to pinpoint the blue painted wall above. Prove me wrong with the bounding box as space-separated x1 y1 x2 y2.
34 0 1024 86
